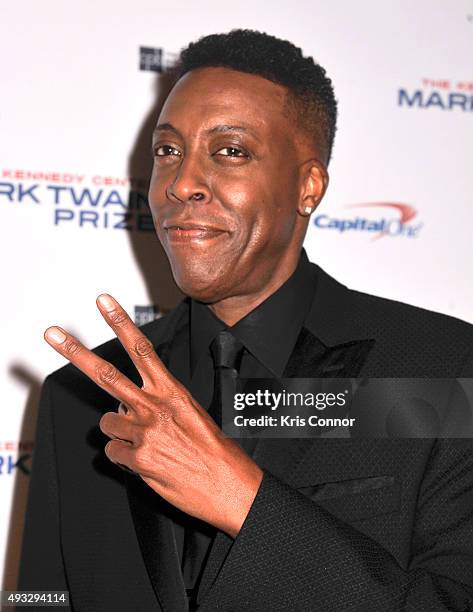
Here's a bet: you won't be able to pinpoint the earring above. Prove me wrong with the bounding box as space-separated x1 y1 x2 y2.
304 206 312 215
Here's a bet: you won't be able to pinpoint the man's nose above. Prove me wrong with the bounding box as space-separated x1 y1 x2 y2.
166 156 211 204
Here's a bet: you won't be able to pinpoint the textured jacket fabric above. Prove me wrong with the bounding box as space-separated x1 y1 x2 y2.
17 261 473 611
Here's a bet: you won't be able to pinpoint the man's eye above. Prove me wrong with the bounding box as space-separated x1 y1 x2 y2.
153 145 181 157
214 147 248 158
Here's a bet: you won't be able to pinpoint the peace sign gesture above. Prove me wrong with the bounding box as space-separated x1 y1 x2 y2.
44 293 263 538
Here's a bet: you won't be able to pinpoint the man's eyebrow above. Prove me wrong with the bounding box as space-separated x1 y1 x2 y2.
153 122 261 141
153 123 181 137
205 124 262 141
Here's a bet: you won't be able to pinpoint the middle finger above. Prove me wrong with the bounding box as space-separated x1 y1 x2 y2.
96 293 169 389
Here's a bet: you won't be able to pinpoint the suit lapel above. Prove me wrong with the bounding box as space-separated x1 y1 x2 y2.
124 473 188 612
124 301 189 612
251 327 375 480
197 319 376 601
250 263 377 485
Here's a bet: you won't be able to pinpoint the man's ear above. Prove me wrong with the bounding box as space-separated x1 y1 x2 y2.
298 159 329 217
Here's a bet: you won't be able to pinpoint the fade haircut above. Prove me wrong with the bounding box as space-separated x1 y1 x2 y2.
174 28 338 165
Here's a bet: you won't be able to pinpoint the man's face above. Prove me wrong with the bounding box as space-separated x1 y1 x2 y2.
148 66 314 304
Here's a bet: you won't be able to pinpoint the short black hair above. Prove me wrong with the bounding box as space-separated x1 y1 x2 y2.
175 28 337 164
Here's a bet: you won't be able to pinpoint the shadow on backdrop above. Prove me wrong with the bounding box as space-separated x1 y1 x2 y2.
127 68 185 314
4 67 186 591
2 366 41 592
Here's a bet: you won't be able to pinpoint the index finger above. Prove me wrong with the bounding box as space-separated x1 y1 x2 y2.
95 293 174 390
44 326 143 410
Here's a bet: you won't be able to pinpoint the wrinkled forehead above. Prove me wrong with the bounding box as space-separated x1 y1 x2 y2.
158 66 290 135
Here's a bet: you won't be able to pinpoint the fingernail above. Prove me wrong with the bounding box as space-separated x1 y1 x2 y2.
45 326 67 343
97 293 116 311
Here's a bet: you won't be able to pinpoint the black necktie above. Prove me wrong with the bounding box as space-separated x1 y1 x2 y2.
208 331 244 428
182 331 245 606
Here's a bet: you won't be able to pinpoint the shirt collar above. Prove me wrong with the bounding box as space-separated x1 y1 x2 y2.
190 248 315 377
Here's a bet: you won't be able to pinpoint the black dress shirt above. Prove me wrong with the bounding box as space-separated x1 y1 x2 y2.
167 247 317 594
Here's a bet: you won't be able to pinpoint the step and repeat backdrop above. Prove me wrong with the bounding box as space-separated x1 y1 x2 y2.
1 0 472 591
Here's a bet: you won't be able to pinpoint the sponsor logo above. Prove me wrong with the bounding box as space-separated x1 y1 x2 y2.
0 441 34 476
0 169 153 232
139 46 178 73
313 202 423 239
398 78 473 111
134 305 174 326
134 305 163 326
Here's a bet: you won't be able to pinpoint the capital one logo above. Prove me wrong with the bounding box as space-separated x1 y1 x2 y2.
313 202 423 239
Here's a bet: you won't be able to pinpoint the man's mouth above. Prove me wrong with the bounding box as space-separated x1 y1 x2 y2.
164 223 227 242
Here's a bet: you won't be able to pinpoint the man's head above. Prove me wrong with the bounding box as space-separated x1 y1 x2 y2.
148 29 337 307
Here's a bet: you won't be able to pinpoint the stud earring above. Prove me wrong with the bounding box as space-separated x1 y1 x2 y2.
304 206 312 215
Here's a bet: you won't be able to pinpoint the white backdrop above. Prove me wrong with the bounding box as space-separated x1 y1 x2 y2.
1 0 472 592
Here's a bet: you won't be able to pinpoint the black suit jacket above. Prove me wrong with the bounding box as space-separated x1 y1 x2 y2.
17 261 473 611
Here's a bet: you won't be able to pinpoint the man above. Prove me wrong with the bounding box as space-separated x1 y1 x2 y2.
18 29 473 611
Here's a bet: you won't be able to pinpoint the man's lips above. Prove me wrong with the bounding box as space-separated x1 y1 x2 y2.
164 224 228 242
